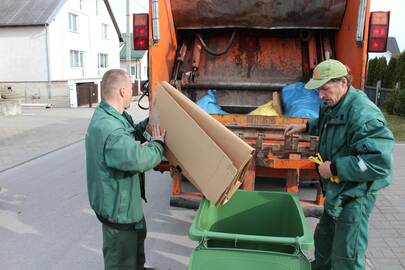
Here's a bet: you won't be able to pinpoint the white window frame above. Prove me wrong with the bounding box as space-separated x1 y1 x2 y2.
101 23 108 40
68 13 78 33
70 50 84 68
133 61 141 80
98 53 108 68
131 60 141 80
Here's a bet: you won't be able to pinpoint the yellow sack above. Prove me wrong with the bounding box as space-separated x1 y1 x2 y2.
249 100 279 116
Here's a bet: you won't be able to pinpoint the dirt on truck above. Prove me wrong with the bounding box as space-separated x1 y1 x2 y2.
133 0 390 215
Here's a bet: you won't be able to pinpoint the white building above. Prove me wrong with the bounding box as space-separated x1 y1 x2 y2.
0 0 122 107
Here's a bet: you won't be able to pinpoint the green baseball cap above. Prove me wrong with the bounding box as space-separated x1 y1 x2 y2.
305 59 348 89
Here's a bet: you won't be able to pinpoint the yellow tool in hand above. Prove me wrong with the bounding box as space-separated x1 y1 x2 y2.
308 153 341 184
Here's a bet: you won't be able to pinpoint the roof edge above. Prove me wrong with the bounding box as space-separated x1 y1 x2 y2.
0 24 47 28
45 0 67 24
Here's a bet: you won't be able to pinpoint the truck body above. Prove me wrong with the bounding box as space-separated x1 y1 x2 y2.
137 0 390 212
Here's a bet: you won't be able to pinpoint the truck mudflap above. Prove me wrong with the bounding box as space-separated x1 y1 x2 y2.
171 0 346 30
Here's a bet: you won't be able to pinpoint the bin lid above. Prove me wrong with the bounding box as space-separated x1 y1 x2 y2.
189 248 311 270
189 191 314 250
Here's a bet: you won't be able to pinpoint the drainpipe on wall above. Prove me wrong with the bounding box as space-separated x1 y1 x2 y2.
126 0 132 76
45 24 52 100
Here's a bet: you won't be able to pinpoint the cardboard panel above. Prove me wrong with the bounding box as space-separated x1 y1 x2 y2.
160 82 254 169
151 82 254 205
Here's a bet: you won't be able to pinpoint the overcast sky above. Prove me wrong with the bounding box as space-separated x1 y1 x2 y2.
109 0 148 35
110 0 404 52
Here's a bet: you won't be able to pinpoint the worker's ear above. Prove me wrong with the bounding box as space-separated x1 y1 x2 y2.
119 87 125 98
341 77 348 88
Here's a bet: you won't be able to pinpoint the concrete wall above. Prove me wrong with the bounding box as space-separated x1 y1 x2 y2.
0 100 22 116
0 81 70 107
0 27 48 81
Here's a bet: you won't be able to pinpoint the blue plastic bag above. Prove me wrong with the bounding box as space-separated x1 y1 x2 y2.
196 90 228 115
281 82 322 119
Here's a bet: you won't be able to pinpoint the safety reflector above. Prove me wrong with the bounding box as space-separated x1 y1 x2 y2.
133 13 149 50
368 12 390 53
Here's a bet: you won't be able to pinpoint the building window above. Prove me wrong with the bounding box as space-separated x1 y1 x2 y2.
68 13 78 32
70 50 84 67
98 54 108 68
135 62 142 79
130 62 142 79
101 23 108 40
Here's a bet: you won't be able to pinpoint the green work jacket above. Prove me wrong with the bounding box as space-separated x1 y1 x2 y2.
308 87 394 217
85 100 163 224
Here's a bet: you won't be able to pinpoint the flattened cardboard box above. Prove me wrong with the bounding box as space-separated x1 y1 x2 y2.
151 82 254 206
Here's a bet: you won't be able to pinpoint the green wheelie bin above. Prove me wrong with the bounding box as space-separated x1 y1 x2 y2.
188 190 313 269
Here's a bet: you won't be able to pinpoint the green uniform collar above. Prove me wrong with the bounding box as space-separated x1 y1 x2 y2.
99 100 134 130
322 86 358 125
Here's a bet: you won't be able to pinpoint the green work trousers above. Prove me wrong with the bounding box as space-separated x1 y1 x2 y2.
311 193 376 270
102 219 147 270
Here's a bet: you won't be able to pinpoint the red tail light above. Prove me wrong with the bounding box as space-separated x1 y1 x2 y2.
133 13 149 50
368 12 390 53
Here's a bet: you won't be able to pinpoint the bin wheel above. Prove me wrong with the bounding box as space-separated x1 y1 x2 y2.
170 196 200 209
303 205 324 218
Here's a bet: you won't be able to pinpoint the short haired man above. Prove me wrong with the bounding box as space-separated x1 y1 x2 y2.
86 69 164 270
285 60 394 270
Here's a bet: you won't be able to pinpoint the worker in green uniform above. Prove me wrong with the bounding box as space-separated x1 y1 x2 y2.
285 59 394 270
85 69 165 270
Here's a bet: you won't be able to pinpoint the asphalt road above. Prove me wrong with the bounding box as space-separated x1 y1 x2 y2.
0 141 196 270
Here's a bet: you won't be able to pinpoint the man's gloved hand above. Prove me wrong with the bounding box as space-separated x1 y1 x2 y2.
151 124 166 145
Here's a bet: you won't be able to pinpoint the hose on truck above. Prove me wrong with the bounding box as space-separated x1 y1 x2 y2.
138 80 149 110
194 29 237 56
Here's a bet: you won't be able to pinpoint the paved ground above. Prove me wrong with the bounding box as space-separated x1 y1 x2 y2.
0 142 194 270
0 101 404 269
367 145 405 269
0 100 147 173
0 107 93 173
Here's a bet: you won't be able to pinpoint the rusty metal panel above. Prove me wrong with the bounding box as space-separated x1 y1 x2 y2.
180 32 304 85
171 0 346 30
177 30 306 110
212 114 318 163
213 114 308 127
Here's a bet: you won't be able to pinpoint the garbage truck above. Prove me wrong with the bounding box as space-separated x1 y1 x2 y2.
133 0 390 214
